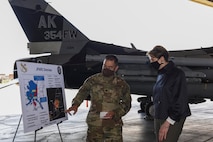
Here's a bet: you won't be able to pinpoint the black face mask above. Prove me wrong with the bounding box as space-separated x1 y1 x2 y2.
102 68 114 77
151 61 161 70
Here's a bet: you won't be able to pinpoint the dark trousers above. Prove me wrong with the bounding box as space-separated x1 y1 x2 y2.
86 125 123 142
154 118 186 142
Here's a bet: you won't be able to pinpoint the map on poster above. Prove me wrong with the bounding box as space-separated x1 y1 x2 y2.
16 61 68 133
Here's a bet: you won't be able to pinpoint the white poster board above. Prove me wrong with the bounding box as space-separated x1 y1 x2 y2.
16 61 68 133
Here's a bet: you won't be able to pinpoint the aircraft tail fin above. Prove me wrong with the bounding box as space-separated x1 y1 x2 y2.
9 0 89 55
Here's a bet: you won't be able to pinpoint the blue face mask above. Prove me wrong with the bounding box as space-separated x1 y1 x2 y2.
151 61 161 70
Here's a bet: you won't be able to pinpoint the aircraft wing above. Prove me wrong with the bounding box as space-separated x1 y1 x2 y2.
170 46 213 58
0 79 19 89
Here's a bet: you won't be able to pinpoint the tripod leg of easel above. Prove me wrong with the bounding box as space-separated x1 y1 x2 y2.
34 127 43 142
12 114 22 142
57 121 63 142
34 130 36 142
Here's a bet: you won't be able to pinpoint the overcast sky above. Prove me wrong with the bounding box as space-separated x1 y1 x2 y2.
1 0 213 74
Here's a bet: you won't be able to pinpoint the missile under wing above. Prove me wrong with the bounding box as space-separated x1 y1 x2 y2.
9 0 213 117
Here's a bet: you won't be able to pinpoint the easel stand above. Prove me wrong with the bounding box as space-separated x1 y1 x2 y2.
57 121 63 142
34 127 43 142
13 115 64 142
13 114 22 142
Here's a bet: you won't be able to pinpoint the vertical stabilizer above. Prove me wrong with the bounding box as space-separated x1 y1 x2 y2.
9 0 89 55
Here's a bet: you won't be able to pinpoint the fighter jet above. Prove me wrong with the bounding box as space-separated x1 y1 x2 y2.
9 0 213 117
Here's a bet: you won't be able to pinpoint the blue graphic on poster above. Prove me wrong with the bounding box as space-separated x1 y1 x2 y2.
25 79 46 110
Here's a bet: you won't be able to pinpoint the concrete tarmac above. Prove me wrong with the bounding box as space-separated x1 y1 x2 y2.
0 87 213 142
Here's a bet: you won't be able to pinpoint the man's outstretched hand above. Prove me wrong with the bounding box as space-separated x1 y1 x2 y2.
65 105 78 115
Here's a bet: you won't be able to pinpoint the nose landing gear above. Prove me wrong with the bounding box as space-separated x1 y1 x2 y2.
137 97 154 120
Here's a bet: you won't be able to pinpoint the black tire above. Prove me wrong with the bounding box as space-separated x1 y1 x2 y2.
145 102 154 117
139 102 145 112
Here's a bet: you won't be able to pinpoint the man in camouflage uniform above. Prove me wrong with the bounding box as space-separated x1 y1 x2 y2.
65 55 132 142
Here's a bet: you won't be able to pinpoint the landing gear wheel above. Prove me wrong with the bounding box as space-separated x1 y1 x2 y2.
137 97 148 113
139 102 145 113
144 102 154 120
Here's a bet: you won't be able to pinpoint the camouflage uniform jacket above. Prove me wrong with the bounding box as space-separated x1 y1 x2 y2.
71 73 132 127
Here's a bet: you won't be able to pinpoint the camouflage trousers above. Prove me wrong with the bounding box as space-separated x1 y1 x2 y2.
86 125 123 142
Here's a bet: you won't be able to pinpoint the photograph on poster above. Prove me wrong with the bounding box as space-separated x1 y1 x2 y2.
47 88 66 121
